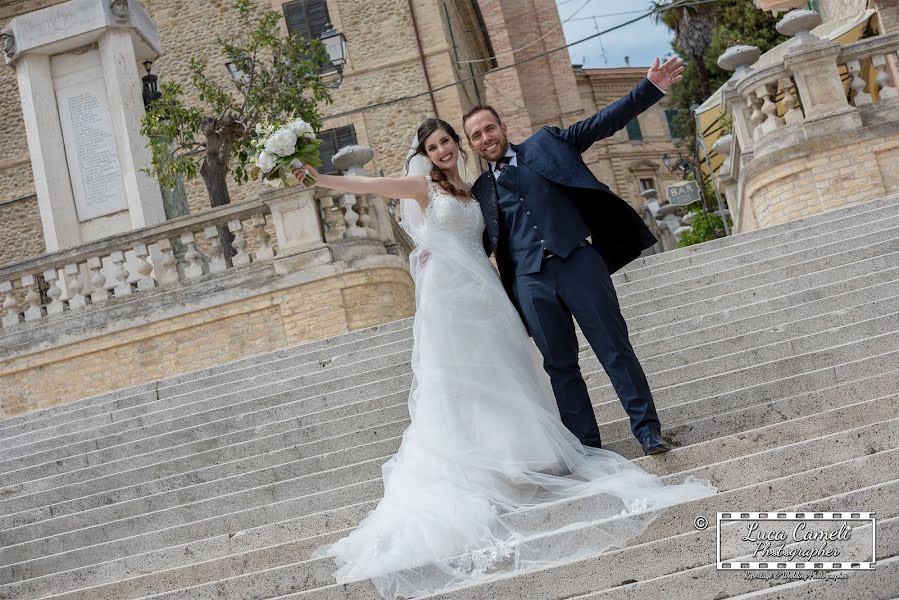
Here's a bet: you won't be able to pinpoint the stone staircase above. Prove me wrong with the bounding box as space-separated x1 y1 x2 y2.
1 194 898 600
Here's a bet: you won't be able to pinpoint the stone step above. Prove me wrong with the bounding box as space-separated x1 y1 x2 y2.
0 324 419 441
2 401 895 574
619 193 898 277
623 237 899 319
5 331 897 534
724 556 899 600
0 251 896 471
6 264 899 456
558 518 896 600
427 496 897 600
2 290 896 520
39 448 898 600
3 200 896 437
7 411 898 599
616 210 899 297
3 386 895 593
0 316 416 434
3 314 897 499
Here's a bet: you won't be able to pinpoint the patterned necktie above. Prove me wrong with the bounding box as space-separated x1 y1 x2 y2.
494 154 512 177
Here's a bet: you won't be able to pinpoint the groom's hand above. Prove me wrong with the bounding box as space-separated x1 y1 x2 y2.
647 56 685 93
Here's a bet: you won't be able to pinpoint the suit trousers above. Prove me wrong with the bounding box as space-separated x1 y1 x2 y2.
511 244 662 447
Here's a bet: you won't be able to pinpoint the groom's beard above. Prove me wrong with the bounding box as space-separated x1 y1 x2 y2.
479 138 509 164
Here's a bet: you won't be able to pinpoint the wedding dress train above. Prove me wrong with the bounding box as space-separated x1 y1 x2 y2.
311 176 717 599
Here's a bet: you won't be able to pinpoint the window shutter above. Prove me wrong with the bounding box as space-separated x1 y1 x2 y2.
283 0 331 40
665 109 682 139
626 118 643 142
283 1 311 38
318 125 358 174
306 0 331 39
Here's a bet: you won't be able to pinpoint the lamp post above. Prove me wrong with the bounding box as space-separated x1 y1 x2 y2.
320 23 347 89
141 60 161 108
691 102 731 235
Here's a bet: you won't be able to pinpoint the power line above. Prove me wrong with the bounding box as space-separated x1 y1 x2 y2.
458 0 594 64
323 0 719 123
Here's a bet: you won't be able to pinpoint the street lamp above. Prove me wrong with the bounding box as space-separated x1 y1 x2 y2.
320 23 347 89
662 152 691 174
225 57 250 90
142 60 161 108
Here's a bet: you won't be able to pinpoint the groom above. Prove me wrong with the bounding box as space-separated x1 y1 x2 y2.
463 56 685 455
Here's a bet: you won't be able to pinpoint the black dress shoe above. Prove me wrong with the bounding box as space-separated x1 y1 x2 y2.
640 433 671 455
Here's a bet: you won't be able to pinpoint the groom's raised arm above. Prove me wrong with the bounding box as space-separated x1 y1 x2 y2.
556 78 665 154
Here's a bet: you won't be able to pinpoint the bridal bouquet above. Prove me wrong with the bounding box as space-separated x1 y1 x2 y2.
251 118 322 188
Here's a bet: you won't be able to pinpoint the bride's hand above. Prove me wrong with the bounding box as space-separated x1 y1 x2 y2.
291 162 320 184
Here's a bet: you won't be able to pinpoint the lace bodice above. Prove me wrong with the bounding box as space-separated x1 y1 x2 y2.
423 175 485 253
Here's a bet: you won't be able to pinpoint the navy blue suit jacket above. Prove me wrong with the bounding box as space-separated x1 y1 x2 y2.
473 77 662 319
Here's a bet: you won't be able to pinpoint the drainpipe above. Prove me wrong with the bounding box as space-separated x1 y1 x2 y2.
408 0 439 117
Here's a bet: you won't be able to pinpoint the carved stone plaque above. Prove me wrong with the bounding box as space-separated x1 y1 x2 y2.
56 75 127 221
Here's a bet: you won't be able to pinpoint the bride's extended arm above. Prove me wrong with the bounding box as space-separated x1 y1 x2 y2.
291 163 428 210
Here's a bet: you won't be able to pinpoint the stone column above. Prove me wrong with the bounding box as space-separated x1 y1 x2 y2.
1 0 165 252
783 37 862 135
13 53 80 251
98 27 166 228
262 186 332 274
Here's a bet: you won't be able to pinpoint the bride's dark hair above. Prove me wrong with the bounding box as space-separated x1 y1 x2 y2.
406 118 471 199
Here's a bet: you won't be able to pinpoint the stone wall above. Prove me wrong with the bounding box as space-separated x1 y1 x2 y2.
478 0 587 143
737 118 899 231
0 265 414 417
0 0 494 264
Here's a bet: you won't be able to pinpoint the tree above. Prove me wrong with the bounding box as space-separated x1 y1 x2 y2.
140 0 333 210
651 0 721 99
652 0 785 149
652 0 784 245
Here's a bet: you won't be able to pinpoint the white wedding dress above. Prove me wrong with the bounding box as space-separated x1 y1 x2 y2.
311 176 717 599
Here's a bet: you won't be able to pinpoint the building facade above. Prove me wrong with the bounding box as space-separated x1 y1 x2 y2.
0 0 685 268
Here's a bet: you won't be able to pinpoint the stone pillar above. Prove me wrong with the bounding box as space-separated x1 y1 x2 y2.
783 38 862 134
98 27 166 228
13 53 80 251
875 0 899 87
262 186 332 274
1 0 165 252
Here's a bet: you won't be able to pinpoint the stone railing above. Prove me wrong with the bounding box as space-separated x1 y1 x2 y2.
841 33 899 108
640 188 690 252
0 200 277 329
0 144 401 332
711 9 899 232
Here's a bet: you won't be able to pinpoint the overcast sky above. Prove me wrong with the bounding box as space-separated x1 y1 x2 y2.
557 0 676 69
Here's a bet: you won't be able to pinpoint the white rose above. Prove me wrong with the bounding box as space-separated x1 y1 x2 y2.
265 177 284 188
264 127 298 157
287 118 315 139
256 150 277 173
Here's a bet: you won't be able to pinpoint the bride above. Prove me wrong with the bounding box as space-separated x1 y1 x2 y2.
291 119 716 599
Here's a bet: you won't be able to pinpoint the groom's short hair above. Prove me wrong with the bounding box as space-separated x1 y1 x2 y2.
462 104 502 136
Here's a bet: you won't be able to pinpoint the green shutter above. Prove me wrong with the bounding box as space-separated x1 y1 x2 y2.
626 118 643 142
319 125 358 174
283 0 331 39
665 109 682 139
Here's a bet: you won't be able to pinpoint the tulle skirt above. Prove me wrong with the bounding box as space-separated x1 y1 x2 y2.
311 229 717 599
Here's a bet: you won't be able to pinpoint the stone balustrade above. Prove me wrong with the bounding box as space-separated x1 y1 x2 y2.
0 144 401 333
711 10 899 233
0 200 277 330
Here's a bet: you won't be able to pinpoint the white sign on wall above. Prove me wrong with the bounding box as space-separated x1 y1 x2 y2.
55 54 127 222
